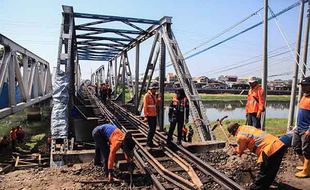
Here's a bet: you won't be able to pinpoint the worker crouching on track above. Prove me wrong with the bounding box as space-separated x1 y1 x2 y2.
292 76 310 178
167 88 189 145
143 83 161 147
245 77 265 129
227 123 285 190
92 123 135 182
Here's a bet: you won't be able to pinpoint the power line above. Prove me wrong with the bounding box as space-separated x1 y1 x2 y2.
199 42 295 75
183 1 301 61
182 7 264 56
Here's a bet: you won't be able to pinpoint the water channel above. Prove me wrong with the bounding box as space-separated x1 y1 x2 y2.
0 101 290 138
163 101 290 125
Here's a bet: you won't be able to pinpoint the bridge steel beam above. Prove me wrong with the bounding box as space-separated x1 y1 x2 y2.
53 6 215 156
0 34 52 119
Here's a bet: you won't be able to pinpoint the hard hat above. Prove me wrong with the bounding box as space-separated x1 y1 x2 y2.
298 76 310 85
248 76 258 83
227 123 240 135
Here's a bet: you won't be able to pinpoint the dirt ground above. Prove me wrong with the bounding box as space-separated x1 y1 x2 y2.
0 148 309 190
199 148 310 190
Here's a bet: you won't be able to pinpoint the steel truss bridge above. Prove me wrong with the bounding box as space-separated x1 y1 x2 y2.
0 34 52 119
52 5 214 144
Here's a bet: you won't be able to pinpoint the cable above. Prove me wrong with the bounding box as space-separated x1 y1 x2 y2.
182 1 301 61
268 6 309 76
199 42 295 75
182 7 264 56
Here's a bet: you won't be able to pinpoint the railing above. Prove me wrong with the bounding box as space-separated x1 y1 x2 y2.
0 34 52 118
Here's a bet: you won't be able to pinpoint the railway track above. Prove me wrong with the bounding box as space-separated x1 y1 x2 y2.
84 88 244 190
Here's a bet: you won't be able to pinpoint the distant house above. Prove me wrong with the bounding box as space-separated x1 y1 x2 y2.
218 75 238 88
167 73 178 83
193 76 209 85
268 79 291 91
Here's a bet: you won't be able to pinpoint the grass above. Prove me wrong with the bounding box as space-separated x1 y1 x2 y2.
164 93 290 102
0 105 51 153
165 118 289 143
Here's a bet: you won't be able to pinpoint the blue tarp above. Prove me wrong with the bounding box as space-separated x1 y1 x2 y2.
0 82 22 109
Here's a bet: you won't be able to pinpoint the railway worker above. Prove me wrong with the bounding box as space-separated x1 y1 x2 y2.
187 125 194 143
182 126 188 142
16 126 25 143
92 123 135 182
245 76 265 129
143 83 161 147
292 76 310 178
167 88 189 145
227 123 285 190
106 84 112 101
10 127 17 151
0 136 10 152
100 83 107 104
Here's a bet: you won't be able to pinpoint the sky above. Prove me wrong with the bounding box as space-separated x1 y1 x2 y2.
0 0 308 81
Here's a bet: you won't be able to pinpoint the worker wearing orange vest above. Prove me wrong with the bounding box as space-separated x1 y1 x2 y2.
292 76 310 178
92 123 135 182
10 127 17 151
227 123 285 190
143 83 161 147
167 89 189 145
246 77 265 129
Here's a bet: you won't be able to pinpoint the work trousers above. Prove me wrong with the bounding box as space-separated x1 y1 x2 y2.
292 130 310 159
246 113 261 129
250 146 285 190
93 133 110 175
146 116 157 146
167 119 184 143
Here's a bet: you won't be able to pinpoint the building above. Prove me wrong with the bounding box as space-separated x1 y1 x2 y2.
166 72 178 83
193 76 208 84
218 75 238 82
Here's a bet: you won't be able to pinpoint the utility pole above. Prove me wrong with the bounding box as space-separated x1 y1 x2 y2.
122 54 126 104
288 0 305 131
135 44 140 114
159 37 166 131
261 0 268 131
298 0 310 102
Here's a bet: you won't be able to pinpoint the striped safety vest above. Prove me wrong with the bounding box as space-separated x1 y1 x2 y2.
236 125 284 163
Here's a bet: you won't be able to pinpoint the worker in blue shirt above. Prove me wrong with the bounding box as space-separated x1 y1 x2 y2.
292 76 310 178
92 123 135 182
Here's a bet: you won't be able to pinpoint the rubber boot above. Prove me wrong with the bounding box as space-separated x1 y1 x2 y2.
295 158 310 178
296 155 304 170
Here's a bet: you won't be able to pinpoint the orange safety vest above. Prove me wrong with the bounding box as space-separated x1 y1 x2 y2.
143 90 160 117
245 84 265 114
172 96 188 110
108 128 125 170
235 125 284 163
10 130 16 140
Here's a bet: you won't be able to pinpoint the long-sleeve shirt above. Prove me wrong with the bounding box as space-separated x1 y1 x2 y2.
235 125 284 163
168 96 189 121
297 96 310 133
92 124 125 170
246 84 265 114
143 90 161 117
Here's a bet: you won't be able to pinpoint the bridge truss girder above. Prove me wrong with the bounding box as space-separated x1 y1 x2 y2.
52 6 213 150
0 34 52 119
